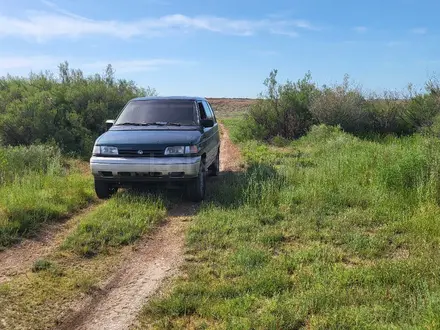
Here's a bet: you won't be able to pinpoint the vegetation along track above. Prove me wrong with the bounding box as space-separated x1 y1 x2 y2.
56 123 242 330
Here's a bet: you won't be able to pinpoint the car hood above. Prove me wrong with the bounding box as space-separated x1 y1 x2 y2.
96 128 203 147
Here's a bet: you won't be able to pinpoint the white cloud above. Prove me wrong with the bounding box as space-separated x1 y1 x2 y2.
0 56 192 75
353 26 368 33
0 7 318 41
411 27 427 35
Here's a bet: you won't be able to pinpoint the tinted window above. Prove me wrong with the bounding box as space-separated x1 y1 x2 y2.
203 101 215 121
115 100 197 126
198 102 208 120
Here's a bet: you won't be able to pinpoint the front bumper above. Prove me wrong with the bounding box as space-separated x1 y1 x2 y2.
90 156 201 181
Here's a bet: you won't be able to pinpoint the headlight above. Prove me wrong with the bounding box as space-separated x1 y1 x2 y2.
164 146 199 155
93 146 118 155
164 146 185 155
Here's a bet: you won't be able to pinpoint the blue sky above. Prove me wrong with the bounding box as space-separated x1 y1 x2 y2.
0 0 439 97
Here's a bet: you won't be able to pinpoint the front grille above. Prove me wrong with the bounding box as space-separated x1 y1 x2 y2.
118 149 164 157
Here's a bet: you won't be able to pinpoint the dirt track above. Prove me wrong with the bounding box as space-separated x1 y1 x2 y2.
57 203 195 330
54 123 241 330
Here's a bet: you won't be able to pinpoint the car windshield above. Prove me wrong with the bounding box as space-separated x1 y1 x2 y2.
115 100 197 126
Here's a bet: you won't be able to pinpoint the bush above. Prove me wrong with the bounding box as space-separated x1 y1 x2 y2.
238 70 440 142
0 62 156 157
238 70 317 141
364 91 411 135
310 74 370 134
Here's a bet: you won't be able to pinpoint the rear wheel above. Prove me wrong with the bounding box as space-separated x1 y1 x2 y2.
94 179 118 199
187 162 206 202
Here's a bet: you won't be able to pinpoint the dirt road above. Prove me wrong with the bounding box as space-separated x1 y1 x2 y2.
55 123 241 330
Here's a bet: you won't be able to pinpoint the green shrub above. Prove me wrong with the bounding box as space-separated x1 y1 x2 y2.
0 62 156 157
238 70 317 142
364 91 412 134
310 74 371 133
238 70 440 142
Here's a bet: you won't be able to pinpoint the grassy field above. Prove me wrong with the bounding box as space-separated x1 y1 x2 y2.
0 190 167 329
138 119 440 329
0 145 96 248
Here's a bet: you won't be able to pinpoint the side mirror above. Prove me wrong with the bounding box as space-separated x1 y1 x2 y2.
200 119 214 128
105 119 115 130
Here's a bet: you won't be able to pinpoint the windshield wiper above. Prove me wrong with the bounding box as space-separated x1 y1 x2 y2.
116 122 183 127
116 122 154 126
151 122 183 126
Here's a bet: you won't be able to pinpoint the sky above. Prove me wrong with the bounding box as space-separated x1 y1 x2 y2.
0 0 439 97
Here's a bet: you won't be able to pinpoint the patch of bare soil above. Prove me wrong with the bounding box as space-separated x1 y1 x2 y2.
56 123 242 330
219 123 243 172
0 203 99 284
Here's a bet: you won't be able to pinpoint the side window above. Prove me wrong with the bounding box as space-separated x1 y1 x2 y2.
203 101 216 122
198 102 208 120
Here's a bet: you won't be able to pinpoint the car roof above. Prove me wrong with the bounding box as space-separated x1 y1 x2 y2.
131 96 207 102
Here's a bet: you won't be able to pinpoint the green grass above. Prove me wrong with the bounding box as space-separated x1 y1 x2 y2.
0 144 99 248
0 144 62 184
138 122 440 329
62 191 167 257
0 172 94 248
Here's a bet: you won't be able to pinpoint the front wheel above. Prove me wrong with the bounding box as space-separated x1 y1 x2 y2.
187 162 206 202
208 150 220 176
94 179 118 199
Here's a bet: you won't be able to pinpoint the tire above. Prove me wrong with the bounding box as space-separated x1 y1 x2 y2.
187 162 206 202
208 150 220 176
94 179 118 199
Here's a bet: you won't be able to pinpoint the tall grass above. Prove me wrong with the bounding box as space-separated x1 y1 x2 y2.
0 144 97 248
0 144 62 185
0 172 94 248
138 122 440 329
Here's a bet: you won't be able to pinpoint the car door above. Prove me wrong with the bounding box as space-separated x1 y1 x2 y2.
204 100 220 160
197 100 219 167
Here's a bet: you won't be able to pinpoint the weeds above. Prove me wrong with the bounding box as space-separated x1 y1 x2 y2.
0 144 62 185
